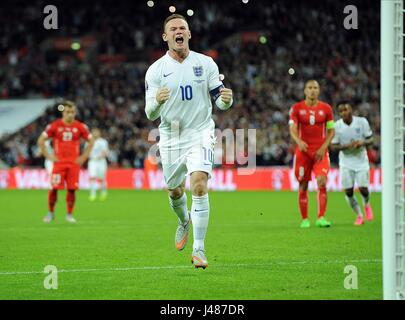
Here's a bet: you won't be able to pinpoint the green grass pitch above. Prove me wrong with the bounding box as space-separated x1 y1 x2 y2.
0 189 382 300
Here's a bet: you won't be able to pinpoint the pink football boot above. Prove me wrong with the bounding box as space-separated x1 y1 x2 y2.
354 215 364 226
364 204 374 221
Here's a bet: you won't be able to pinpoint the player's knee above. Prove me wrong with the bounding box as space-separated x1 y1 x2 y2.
345 188 354 197
190 172 208 196
359 187 369 196
191 181 207 197
299 182 308 192
193 185 207 197
169 187 184 199
317 178 327 189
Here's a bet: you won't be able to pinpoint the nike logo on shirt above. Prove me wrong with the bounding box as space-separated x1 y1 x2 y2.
163 72 173 77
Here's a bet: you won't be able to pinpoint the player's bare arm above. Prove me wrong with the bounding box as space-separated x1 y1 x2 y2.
76 135 95 166
289 123 308 152
352 136 374 149
330 139 363 152
37 133 58 162
315 128 335 161
330 141 356 152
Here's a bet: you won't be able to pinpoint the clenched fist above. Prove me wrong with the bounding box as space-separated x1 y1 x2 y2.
220 88 233 105
156 87 170 105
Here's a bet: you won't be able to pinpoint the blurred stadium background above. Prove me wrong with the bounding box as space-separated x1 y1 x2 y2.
0 0 383 300
0 0 379 175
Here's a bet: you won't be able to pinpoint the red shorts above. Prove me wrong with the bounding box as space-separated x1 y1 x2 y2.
293 150 330 182
50 162 80 190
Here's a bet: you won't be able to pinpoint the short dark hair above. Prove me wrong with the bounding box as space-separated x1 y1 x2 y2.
163 14 188 32
62 100 76 108
336 100 352 109
304 79 319 88
57 100 76 112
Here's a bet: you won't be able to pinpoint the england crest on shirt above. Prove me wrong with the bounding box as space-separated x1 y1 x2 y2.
193 66 203 77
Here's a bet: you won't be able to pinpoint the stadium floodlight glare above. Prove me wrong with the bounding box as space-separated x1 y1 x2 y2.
71 42 81 50
219 74 225 81
187 9 194 16
147 1 154 8
288 68 295 75
242 0 249 4
169 6 176 13
259 35 267 44
381 0 405 300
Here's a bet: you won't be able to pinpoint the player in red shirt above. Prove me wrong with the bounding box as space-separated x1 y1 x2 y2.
37 101 94 223
289 80 335 228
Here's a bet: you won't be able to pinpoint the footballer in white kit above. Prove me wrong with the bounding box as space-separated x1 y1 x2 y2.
44 140 54 176
331 102 374 225
88 128 109 201
145 14 233 269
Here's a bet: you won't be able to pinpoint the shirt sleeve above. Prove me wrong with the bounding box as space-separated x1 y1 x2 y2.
362 118 373 138
80 123 91 140
103 140 109 152
288 104 298 126
145 65 160 102
331 124 340 144
208 57 224 96
326 104 334 121
44 122 56 138
325 104 335 129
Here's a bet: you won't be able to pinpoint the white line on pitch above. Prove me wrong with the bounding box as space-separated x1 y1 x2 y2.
0 259 382 276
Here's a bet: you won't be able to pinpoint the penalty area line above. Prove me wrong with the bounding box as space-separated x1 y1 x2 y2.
0 259 382 276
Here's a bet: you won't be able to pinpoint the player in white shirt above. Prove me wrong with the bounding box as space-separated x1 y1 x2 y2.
44 140 54 176
145 14 233 269
331 102 374 225
88 128 109 201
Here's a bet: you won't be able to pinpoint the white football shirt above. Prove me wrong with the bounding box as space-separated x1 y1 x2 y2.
332 116 373 171
89 138 109 160
45 140 53 156
145 50 223 147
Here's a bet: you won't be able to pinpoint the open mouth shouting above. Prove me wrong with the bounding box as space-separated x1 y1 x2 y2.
175 35 184 46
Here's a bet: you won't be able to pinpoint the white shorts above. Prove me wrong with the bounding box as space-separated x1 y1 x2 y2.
88 159 107 179
160 133 216 190
340 167 369 189
44 160 53 176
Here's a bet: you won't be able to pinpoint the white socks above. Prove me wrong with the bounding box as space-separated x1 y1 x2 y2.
191 194 209 251
100 180 107 196
169 192 210 251
345 195 362 217
90 180 107 197
169 193 189 224
90 180 97 197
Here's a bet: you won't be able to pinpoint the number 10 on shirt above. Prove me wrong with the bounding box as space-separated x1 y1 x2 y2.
180 85 193 101
203 147 214 164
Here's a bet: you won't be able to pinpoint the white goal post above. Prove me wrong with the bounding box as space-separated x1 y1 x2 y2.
381 0 405 300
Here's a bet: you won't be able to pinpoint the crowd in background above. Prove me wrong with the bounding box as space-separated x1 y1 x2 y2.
0 0 380 168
